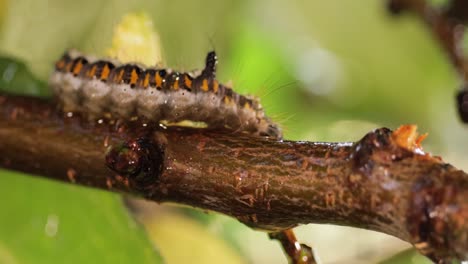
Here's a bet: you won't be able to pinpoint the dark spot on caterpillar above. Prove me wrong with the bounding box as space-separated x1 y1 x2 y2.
158 69 167 77
105 137 165 189
224 87 233 97
164 72 180 91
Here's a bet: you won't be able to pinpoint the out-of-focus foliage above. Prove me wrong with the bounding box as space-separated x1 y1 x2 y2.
142 212 245 264
380 248 433 264
106 12 163 65
0 170 163 263
0 0 466 263
0 57 48 96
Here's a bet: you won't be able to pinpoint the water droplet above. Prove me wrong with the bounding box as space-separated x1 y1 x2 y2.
44 214 59 237
295 47 342 96
2 63 18 83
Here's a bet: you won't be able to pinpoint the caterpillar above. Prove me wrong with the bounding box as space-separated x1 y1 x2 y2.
49 50 281 138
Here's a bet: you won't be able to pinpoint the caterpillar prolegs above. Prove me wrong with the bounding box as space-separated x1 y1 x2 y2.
49 50 282 138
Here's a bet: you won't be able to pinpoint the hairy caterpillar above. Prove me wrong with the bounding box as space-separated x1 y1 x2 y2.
49 50 281 138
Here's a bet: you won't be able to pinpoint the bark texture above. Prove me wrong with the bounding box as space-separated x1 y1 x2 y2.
0 94 467 263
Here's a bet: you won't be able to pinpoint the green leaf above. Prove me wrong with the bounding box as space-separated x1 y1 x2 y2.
379 248 433 264
0 170 163 263
0 56 49 97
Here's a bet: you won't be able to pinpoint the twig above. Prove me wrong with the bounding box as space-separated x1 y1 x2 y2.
269 230 317 264
0 93 467 263
387 0 468 123
445 0 468 25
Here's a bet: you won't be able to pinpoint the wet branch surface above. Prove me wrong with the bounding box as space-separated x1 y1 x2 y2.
0 93 467 263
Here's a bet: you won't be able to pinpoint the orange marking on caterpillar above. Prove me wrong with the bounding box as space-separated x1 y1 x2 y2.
155 72 163 87
184 75 192 90
88 65 97 78
72 60 84 76
101 64 111 81
201 79 209 91
116 69 125 83
212 80 219 93
142 72 150 88
130 69 139 86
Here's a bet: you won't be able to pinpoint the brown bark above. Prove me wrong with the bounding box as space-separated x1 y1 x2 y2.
0 93 467 263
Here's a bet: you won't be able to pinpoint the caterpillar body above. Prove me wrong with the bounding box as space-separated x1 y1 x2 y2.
49 50 281 138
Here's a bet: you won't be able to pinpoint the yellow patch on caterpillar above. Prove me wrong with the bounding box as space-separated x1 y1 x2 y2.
160 120 208 129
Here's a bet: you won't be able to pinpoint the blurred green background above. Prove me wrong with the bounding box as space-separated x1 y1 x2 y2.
0 0 465 263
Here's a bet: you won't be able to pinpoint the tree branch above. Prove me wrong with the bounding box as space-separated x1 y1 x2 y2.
0 93 467 263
